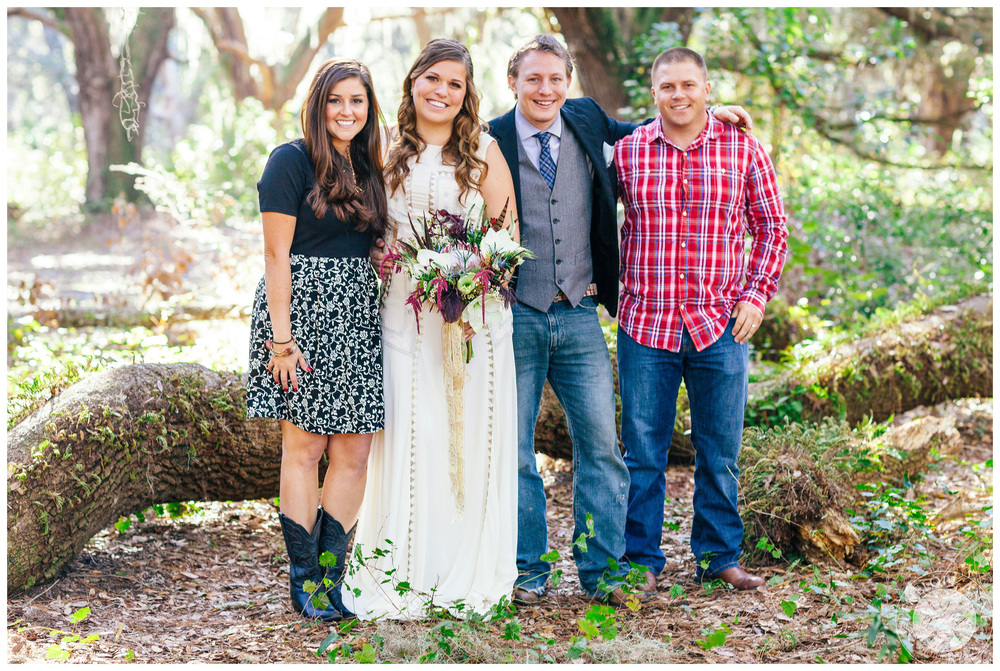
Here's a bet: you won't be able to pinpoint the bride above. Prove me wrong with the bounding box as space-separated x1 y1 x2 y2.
343 38 519 619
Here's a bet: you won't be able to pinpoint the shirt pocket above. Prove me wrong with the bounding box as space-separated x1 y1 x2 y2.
703 167 744 216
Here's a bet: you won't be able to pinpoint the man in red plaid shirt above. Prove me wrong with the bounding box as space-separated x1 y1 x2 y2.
614 47 787 592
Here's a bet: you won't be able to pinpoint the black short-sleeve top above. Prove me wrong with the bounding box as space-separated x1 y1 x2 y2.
257 139 373 258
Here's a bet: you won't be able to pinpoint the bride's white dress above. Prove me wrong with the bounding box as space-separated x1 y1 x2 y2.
343 135 518 619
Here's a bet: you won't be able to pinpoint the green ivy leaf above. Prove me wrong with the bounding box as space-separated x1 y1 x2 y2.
566 636 588 659
577 619 600 639
69 606 91 624
353 643 376 664
46 645 70 660
501 618 522 641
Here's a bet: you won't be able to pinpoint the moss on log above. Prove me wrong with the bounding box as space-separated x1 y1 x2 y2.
746 294 992 427
739 401 973 568
6 363 286 593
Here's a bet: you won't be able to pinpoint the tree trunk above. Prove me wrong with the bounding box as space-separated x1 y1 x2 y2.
63 7 175 208
63 8 116 207
6 363 285 593
105 7 175 200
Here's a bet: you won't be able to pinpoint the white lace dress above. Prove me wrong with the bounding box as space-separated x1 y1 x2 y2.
343 135 518 619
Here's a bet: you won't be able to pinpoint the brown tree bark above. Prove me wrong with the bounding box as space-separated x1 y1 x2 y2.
61 8 175 207
7 364 285 593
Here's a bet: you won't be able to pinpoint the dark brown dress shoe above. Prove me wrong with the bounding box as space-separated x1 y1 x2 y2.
604 587 639 608
512 587 542 605
637 570 658 596
715 566 765 590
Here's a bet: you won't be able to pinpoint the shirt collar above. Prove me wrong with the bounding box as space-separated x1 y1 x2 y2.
647 111 720 149
514 106 563 143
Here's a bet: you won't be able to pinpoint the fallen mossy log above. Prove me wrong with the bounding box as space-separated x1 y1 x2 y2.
6 363 288 593
738 399 976 568
533 294 991 465
746 294 992 427
14 303 248 329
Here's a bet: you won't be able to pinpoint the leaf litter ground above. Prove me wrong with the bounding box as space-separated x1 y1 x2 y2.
7 415 992 664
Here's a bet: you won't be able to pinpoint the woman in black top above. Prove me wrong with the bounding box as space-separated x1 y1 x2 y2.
246 58 388 621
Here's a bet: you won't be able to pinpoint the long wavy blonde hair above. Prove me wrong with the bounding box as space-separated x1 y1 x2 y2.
385 39 488 209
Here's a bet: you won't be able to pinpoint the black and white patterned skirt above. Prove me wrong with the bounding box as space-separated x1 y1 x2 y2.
246 254 384 435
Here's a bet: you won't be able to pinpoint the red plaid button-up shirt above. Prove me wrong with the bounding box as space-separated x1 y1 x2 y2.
614 114 787 352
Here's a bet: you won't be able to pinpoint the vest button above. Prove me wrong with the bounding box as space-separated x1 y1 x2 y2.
551 199 558 204
553 218 560 224
556 259 563 265
555 239 562 244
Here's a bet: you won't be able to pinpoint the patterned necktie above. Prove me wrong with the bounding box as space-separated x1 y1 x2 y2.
535 131 556 190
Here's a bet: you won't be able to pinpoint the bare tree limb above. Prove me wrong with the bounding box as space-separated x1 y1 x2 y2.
7 7 70 36
811 122 991 171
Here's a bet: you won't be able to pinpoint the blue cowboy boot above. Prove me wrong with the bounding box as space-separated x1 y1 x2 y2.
318 508 356 619
278 510 344 621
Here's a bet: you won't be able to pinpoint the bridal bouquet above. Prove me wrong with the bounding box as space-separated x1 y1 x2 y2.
378 202 532 360
378 202 531 518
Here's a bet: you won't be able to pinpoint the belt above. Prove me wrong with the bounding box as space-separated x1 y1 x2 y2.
553 283 598 302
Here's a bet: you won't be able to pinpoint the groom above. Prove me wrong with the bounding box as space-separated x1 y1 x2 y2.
487 34 636 605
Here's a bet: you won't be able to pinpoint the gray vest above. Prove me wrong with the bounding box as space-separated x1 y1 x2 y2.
516 126 594 311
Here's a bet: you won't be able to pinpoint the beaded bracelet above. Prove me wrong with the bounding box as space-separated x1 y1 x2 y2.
266 338 298 357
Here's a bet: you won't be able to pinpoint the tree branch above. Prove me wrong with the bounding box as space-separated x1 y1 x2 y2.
7 7 70 36
811 123 991 171
818 105 982 130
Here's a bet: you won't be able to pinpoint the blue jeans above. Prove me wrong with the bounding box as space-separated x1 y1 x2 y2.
513 297 630 595
617 320 748 578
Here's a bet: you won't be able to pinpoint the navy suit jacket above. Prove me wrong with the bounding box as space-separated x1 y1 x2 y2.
488 98 637 318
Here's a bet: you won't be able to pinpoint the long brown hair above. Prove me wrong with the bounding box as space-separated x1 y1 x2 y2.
385 39 488 207
301 58 388 236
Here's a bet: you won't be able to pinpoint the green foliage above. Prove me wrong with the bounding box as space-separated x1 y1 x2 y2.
739 418 872 560
756 535 784 560
571 513 596 553
576 604 618 642
6 354 104 429
780 595 799 617
539 549 563 587
69 607 90 624
565 635 588 659
116 97 287 228
696 622 732 650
